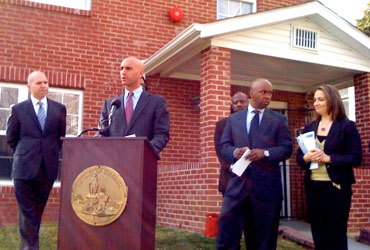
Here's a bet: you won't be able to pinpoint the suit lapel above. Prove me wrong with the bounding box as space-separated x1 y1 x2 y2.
44 98 52 133
27 99 43 132
311 120 319 136
323 120 338 151
258 109 273 138
236 109 250 147
125 91 150 134
253 108 275 148
115 93 127 134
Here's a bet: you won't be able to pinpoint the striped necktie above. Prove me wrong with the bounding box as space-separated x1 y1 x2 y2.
125 92 134 125
37 101 46 130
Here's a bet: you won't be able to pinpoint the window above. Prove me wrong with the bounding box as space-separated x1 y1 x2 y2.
26 0 91 10
339 87 355 122
0 83 83 136
47 89 83 136
0 82 83 182
217 0 256 20
291 26 319 51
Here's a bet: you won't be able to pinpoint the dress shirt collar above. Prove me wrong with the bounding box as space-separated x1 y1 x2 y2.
30 95 48 115
124 86 143 100
248 103 265 116
30 95 47 106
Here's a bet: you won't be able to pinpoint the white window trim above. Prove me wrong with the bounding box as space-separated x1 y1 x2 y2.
339 86 356 122
0 82 83 136
241 0 256 12
26 0 91 10
217 0 256 20
48 87 84 137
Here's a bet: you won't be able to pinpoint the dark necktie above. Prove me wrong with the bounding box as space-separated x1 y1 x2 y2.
125 92 134 125
249 110 260 146
37 101 46 130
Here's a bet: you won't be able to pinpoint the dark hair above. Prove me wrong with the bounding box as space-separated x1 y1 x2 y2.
315 85 347 121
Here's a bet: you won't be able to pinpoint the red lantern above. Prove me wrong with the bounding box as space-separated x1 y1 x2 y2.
169 7 183 22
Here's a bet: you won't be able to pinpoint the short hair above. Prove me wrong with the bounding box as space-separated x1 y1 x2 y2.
315 85 347 121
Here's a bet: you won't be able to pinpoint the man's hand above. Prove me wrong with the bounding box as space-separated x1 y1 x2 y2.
245 149 265 161
234 147 249 159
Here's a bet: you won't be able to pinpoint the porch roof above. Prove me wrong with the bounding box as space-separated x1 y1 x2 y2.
144 1 370 92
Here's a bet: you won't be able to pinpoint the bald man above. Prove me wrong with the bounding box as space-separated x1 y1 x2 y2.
98 57 170 154
6 71 66 249
214 92 248 195
216 79 293 250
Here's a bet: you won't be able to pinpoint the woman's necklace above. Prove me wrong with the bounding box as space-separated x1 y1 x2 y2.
320 120 332 131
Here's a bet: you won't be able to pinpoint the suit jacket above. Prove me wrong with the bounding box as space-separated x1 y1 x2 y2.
214 117 231 192
6 98 67 180
220 108 293 201
296 118 362 186
99 90 170 154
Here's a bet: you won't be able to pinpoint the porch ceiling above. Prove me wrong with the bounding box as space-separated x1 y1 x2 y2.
167 51 362 92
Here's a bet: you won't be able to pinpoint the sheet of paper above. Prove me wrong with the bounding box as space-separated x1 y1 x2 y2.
231 149 251 177
296 131 319 169
125 134 136 137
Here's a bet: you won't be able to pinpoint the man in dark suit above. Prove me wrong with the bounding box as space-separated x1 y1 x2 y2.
99 57 169 154
214 92 248 195
6 71 67 250
216 78 293 250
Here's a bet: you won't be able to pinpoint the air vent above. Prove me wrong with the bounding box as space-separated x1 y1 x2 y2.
292 27 318 51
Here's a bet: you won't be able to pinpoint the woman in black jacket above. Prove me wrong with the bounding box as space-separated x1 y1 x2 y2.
296 85 362 250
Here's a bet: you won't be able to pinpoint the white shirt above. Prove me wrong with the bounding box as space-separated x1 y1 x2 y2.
246 103 265 133
124 87 143 110
30 95 48 116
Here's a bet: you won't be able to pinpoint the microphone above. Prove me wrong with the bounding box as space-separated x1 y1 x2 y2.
108 98 121 122
77 98 121 137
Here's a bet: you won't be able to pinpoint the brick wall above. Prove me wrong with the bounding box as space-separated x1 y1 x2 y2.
1 0 217 131
0 185 60 226
257 0 313 11
350 73 370 233
0 0 216 231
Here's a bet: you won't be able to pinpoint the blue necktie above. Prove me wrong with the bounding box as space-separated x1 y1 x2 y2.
249 110 260 147
37 101 46 130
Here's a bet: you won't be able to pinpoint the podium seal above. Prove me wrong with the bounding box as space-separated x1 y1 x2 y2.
71 165 128 226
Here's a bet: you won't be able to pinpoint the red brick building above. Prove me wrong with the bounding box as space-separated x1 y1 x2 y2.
1 0 369 237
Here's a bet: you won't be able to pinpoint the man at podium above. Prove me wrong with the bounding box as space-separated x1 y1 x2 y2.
98 57 170 154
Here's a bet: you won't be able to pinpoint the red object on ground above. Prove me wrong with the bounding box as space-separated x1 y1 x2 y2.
205 213 219 237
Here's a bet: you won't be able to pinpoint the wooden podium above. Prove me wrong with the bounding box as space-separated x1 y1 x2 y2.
57 137 158 250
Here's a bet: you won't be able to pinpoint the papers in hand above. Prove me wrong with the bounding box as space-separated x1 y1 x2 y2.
296 131 319 170
230 149 251 177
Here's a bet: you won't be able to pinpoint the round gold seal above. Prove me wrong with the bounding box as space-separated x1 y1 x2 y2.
71 165 128 226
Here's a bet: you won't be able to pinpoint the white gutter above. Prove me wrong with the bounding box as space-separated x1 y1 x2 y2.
144 24 204 75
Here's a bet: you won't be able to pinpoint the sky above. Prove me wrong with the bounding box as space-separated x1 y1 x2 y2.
319 0 369 25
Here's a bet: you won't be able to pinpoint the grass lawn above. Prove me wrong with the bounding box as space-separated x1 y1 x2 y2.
0 223 308 250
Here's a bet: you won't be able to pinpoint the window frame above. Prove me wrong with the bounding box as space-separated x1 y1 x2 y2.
25 0 91 10
47 87 84 137
339 86 356 122
0 82 83 136
217 0 256 20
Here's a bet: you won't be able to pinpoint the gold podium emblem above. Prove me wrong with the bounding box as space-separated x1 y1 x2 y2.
71 165 128 226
